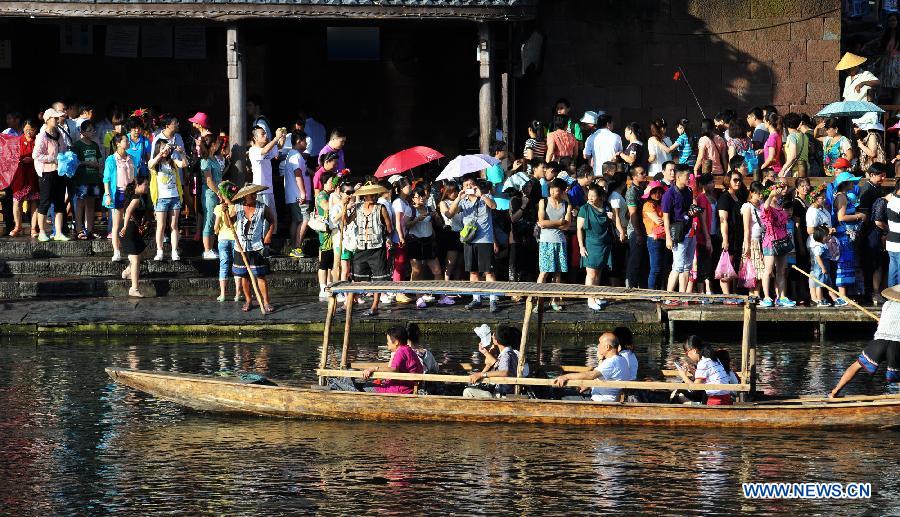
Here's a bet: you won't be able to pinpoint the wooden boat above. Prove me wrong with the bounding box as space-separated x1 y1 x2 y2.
107 280 900 429
105 367 900 428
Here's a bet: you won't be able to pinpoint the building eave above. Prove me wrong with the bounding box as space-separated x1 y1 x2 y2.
0 2 536 22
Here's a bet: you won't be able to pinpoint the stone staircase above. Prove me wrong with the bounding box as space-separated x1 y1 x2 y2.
0 234 321 299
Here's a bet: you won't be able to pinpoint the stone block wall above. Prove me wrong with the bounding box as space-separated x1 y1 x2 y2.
519 0 841 130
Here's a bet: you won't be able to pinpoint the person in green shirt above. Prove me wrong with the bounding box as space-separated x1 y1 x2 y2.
72 120 103 239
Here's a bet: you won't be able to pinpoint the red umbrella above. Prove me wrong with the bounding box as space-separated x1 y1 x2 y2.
374 146 444 178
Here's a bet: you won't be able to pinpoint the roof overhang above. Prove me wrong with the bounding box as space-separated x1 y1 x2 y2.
0 1 537 22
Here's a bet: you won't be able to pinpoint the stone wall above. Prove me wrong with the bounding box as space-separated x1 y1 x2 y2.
517 0 841 129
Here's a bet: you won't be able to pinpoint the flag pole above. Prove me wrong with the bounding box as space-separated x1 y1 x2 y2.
677 66 706 119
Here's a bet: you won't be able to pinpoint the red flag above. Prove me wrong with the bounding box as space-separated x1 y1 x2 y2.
0 134 20 190
673 70 681 81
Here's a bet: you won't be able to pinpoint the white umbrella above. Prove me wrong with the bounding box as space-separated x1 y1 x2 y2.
471 153 501 166
435 154 497 181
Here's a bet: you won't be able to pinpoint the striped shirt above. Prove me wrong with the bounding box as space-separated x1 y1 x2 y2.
674 133 694 166
888 195 900 253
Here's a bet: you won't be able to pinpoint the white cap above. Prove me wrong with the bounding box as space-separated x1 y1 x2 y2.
579 111 599 125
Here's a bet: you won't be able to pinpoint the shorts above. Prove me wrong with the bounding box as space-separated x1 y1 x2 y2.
232 250 269 278
439 227 463 253
809 252 829 287
696 246 714 281
341 249 354 261
858 339 900 382
109 189 126 209
75 184 102 199
290 203 311 223
464 242 494 274
38 170 67 215
407 236 436 261
352 247 390 281
671 235 696 273
319 249 335 271
538 241 568 273
154 197 182 212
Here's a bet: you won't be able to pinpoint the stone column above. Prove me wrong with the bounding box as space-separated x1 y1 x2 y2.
478 23 493 155
227 26 246 175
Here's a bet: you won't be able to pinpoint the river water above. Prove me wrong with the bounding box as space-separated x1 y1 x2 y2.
0 334 897 515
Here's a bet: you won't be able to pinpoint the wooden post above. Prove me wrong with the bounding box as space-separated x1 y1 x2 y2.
739 299 756 402
748 348 757 396
477 22 493 154
340 294 353 369
535 297 545 366
516 296 534 394
226 26 246 174
319 295 337 385
501 72 509 146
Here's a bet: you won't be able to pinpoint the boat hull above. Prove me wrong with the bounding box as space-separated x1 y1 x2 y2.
106 368 900 429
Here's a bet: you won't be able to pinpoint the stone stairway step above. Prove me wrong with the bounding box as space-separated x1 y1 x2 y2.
0 236 320 259
0 256 317 278
0 273 320 299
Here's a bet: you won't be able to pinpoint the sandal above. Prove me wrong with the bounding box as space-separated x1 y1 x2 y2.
77 232 89 240
30 232 39 239
241 302 251 312
264 304 275 314
128 288 144 298
8 227 21 237
362 309 378 317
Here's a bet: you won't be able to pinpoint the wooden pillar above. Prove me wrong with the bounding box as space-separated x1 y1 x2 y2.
516 296 534 394
535 298 545 365
340 294 353 369
739 299 756 401
501 72 509 146
318 295 337 385
227 25 246 175
478 23 493 154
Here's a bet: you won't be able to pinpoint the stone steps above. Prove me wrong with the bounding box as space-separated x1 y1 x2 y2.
0 273 320 299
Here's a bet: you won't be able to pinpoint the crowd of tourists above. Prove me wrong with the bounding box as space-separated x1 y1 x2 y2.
3 49 900 310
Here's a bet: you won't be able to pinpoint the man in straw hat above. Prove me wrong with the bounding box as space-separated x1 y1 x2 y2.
829 286 900 398
837 52 881 127
229 183 276 313
342 182 393 317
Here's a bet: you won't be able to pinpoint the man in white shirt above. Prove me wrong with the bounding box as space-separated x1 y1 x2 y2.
554 332 630 401
151 116 186 162
248 125 286 233
283 130 311 258
591 113 622 176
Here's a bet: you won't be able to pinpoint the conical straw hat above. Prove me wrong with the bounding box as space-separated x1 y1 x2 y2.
835 52 866 71
231 183 269 202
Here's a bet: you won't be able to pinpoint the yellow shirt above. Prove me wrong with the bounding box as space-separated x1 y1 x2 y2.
214 204 235 241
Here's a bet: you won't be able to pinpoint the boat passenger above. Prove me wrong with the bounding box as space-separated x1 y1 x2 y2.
361 326 423 394
553 332 630 402
465 325 520 399
613 326 638 381
829 289 900 398
682 336 735 405
407 323 439 374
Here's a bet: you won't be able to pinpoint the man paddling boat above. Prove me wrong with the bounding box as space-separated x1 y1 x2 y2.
829 286 900 398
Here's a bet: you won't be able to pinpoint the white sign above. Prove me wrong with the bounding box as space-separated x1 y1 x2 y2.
106 25 139 58
60 24 93 55
174 27 206 60
141 25 172 58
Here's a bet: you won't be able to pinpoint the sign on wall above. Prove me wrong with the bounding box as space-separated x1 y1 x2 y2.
0 40 10 68
60 24 93 55
105 25 139 58
174 27 206 60
142 25 173 58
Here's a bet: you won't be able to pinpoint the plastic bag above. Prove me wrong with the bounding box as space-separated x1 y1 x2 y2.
56 150 79 178
739 256 757 289
825 236 841 261
714 250 737 280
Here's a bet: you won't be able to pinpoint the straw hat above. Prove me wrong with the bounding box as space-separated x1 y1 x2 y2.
882 286 900 302
231 183 269 202
835 52 866 71
354 183 388 197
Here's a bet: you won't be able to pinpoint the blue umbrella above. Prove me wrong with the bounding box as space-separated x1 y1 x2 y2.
816 101 884 117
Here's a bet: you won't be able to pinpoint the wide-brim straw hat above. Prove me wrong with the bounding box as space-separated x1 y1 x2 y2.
882 286 900 302
354 183 388 197
231 183 268 202
835 52 866 71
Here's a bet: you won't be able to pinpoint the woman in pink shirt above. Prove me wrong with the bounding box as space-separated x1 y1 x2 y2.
758 183 796 308
760 112 783 175
32 108 70 241
361 326 424 394
694 118 727 175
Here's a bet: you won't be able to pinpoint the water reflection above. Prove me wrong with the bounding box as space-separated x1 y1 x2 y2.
0 335 896 514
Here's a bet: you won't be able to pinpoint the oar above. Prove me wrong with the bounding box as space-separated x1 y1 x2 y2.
791 265 880 323
222 203 266 315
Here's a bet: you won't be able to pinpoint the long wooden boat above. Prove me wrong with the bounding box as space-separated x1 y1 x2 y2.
105 367 900 429
106 280 900 429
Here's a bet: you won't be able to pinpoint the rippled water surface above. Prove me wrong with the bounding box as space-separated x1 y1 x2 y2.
0 334 897 515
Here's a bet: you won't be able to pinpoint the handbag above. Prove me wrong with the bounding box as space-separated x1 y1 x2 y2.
309 212 329 232
772 235 794 256
670 220 687 243
459 199 483 244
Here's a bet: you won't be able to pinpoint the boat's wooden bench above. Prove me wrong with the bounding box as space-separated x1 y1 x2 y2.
318 369 750 392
